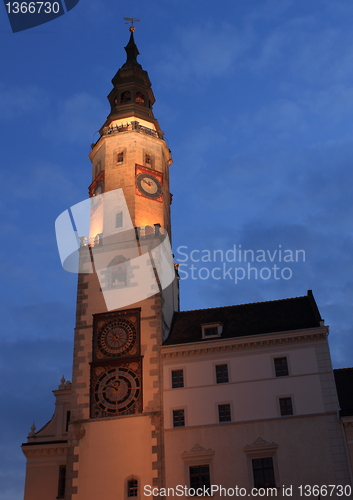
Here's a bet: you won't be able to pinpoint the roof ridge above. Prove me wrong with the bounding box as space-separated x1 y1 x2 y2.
178 294 308 314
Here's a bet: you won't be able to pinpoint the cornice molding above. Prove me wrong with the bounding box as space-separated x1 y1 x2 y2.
22 444 67 458
162 329 327 358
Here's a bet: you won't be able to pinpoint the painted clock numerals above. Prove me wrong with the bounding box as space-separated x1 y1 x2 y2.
136 173 162 199
97 318 136 357
94 367 140 414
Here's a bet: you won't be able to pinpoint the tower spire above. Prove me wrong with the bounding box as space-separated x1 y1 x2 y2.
100 20 161 132
124 30 140 65
123 19 141 66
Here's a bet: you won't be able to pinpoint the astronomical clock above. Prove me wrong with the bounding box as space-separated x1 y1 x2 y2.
90 308 142 418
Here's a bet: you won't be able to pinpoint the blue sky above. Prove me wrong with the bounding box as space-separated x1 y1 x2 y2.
1 0 353 498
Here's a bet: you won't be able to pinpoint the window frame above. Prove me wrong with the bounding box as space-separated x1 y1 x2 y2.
189 464 211 493
274 356 289 377
107 256 128 290
215 363 229 384
182 444 215 494
125 475 140 499
172 408 185 428
127 478 138 497
201 323 222 339
65 410 71 433
279 396 294 416
113 148 126 167
57 464 66 499
218 403 231 423
171 369 184 389
115 211 123 229
252 457 276 489
243 438 279 490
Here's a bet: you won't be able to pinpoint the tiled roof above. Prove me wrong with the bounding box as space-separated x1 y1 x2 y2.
163 290 322 346
334 368 353 417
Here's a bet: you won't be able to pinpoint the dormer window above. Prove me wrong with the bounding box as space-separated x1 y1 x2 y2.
201 323 222 339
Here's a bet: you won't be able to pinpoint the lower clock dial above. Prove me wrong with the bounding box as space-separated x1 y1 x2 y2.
94 367 140 414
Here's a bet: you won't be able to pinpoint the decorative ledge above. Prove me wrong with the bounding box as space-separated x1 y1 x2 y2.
162 330 327 358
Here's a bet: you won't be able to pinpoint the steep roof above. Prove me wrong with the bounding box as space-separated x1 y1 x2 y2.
164 290 323 346
334 368 353 417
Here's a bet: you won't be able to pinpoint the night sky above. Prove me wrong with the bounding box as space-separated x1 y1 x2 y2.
1 1 353 498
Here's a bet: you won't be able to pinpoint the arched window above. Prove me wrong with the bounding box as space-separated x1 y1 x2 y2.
135 92 145 105
121 91 131 104
127 478 138 497
108 256 127 289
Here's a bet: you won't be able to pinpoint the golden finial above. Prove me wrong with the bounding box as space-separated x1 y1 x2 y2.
124 17 140 32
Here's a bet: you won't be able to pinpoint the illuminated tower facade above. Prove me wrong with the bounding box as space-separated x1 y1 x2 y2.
22 28 179 500
65 28 179 500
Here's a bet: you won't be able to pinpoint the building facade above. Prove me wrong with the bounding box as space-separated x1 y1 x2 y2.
22 31 353 500
162 293 352 495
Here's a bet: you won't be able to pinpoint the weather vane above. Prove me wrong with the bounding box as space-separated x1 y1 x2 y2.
124 17 140 33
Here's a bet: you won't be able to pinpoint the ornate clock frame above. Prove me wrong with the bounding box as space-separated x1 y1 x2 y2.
90 308 142 419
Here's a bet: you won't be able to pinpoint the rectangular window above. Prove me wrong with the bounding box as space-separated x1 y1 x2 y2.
274 357 289 377
252 458 275 488
203 326 218 337
172 369 184 388
279 397 293 416
145 153 152 165
201 323 222 339
173 409 185 428
57 465 66 499
65 410 71 432
216 364 229 384
189 465 211 491
117 151 124 163
115 212 123 228
218 404 231 422
127 479 138 497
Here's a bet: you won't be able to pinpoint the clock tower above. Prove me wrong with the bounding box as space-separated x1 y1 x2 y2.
21 28 178 500
64 27 179 500
65 27 179 500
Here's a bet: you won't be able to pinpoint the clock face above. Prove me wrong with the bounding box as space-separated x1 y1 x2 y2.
136 173 162 199
97 319 136 357
94 367 140 414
